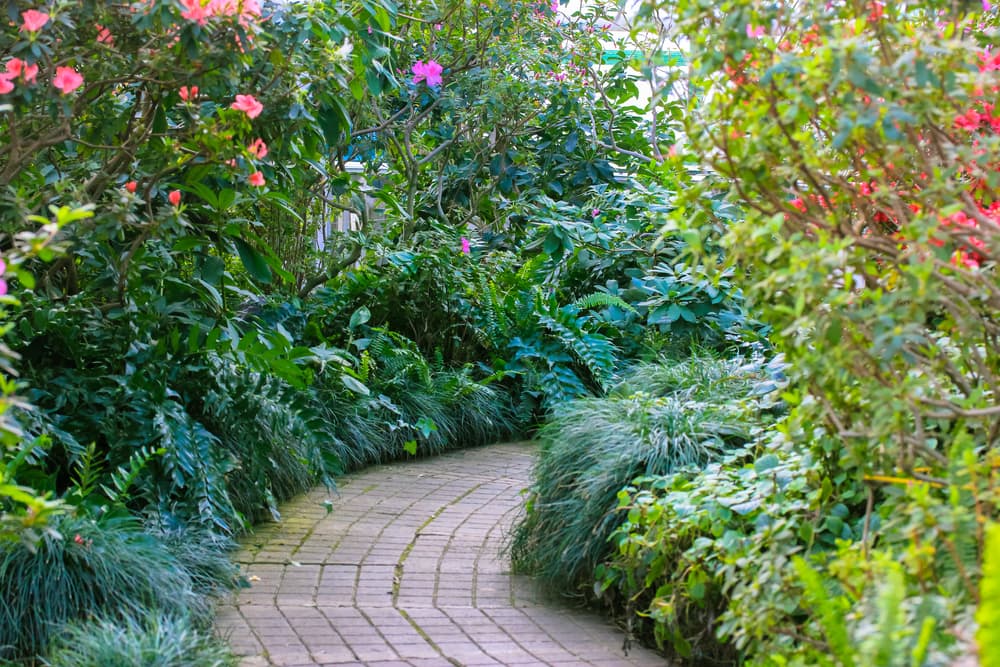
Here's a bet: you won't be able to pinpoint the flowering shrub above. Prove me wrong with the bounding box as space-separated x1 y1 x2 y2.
617 0 1000 662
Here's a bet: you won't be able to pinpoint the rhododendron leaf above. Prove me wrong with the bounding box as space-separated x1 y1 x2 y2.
200 256 225 285
233 237 272 284
318 100 351 146
217 189 236 211
262 254 294 283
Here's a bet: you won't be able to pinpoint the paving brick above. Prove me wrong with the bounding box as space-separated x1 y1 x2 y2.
218 442 667 667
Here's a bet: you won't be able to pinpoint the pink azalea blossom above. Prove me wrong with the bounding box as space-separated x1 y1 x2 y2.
96 24 114 45
53 67 84 94
0 77 13 95
7 58 39 84
179 85 198 101
210 0 261 26
550 0 558 11
20 10 49 32
248 171 265 187
0 279 7 296
591 208 600 217
169 190 182 207
746 24 765 38
461 237 471 254
412 60 443 88
247 138 268 158
231 94 263 118
980 51 1000 72
180 0 211 25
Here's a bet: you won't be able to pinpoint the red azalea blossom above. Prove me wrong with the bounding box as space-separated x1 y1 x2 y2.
248 171 265 187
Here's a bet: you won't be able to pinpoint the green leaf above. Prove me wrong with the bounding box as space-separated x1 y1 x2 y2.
340 373 370 395
233 238 272 284
349 306 371 330
754 454 780 473
403 439 417 455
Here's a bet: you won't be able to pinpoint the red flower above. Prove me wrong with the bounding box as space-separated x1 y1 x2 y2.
125 181 137 193
248 171 265 187
955 109 982 131
169 190 182 207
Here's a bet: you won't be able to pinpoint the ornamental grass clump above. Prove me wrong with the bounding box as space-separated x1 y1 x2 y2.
44 612 235 667
510 356 771 592
0 514 200 660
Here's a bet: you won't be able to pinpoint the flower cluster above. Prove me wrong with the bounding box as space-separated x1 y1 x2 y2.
1 11 84 96
180 0 262 27
411 60 443 88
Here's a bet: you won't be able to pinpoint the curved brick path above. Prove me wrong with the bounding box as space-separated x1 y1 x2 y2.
216 441 667 667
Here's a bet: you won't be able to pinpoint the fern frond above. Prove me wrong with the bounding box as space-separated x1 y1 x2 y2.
572 292 638 314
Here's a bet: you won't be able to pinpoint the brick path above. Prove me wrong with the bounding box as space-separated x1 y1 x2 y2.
216 441 667 667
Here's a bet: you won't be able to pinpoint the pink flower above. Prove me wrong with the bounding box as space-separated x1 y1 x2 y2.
0 279 7 296
248 171 265 187
179 85 198 101
53 67 83 94
412 60 443 88
247 138 268 158
0 259 7 274
979 51 1000 72
125 181 137 193
180 0 211 25
21 62 38 84
96 24 114 45
746 24 765 38
955 109 982 131
434 23 442 30
169 190 182 207
231 94 263 119
209 0 261 26
20 10 49 33
0 76 13 95
591 208 600 217
6 59 23 78
550 0 558 11
985 0 992 10
461 237 471 254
